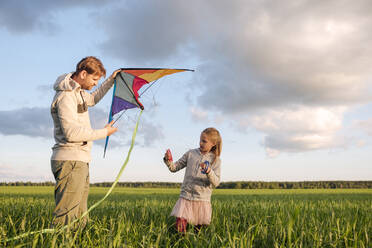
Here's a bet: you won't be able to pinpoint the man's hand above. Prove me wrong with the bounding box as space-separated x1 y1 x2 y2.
105 120 118 136
109 69 121 81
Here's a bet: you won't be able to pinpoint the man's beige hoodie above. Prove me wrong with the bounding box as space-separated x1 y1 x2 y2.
50 73 114 163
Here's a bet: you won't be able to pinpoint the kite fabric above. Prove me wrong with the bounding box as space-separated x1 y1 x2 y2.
104 68 194 157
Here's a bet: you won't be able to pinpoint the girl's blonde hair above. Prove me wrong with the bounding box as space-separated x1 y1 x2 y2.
202 127 222 161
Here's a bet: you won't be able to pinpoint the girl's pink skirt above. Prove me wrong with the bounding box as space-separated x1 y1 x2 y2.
170 197 212 225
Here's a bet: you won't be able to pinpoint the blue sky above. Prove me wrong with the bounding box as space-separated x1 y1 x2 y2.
0 0 371 183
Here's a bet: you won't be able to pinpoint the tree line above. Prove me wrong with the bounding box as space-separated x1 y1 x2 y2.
1 181 371 189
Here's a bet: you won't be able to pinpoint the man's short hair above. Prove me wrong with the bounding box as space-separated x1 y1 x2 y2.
74 56 106 77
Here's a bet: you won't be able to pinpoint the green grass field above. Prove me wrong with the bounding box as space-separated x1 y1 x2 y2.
1 187 371 247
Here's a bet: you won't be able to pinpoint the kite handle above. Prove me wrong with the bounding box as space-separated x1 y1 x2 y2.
201 161 210 174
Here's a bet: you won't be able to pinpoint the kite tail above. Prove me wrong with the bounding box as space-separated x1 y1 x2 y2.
104 79 117 158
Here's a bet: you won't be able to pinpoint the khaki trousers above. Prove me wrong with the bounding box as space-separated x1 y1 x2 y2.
51 160 89 228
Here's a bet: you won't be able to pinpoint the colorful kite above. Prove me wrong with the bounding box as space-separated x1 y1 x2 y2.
104 68 194 157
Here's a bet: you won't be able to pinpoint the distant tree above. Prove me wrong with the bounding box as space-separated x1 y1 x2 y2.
235 182 242 189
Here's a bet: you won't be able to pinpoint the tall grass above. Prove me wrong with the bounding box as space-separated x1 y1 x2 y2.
1 187 371 247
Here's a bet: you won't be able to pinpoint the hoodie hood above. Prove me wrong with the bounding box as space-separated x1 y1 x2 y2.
53 73 80 91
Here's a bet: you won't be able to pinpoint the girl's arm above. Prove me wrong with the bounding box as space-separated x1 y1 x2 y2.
206 157 221 187
164 151 188 172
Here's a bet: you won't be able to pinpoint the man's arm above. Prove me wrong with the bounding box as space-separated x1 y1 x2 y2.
86 70 121 106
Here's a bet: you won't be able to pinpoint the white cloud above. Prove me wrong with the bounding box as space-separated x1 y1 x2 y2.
0 105 164 150
4 0 372 155
0 106 108 139
0 107 53 138
190 107 209 122
0 163 52 182
355 140 366 148
355 118 372 136
96 111 165 149
0 0 111 34
265 147 280 158
139 117 165 147
248 106 347 156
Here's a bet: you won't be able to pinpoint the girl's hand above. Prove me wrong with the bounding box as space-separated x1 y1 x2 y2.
165 149 173 162
200 161 211 174
163 149 173 166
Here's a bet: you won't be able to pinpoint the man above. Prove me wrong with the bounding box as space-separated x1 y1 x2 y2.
50 56 119 227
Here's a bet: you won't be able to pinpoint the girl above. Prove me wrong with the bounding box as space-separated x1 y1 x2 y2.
163 127 222 233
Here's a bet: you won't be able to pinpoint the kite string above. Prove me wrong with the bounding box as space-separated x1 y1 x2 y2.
140 79 158 97
112 109 127 126
5 110 143 243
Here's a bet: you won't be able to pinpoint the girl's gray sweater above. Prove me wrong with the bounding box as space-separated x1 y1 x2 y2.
166 148 221 202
